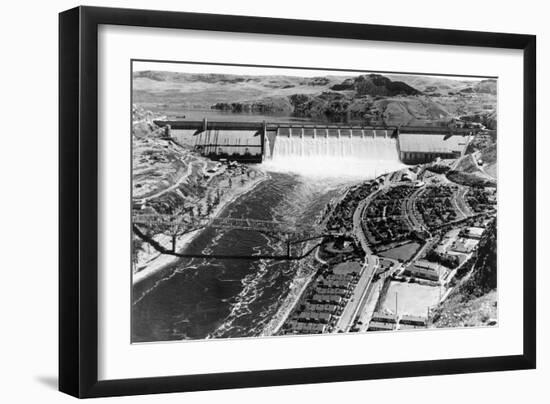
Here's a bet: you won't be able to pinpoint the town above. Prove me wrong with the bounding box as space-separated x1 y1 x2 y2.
279 151 497 335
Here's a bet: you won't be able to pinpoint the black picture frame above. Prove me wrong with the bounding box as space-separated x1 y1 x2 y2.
59 5 536 398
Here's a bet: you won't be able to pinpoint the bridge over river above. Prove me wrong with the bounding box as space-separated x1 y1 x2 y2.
133 213 343 260
154 119 479 164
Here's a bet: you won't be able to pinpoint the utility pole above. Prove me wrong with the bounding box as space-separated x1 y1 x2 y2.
395 292 398 318
286 236 291 259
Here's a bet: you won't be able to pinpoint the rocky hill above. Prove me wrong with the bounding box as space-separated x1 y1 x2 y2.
430 220 497 328
330 74 421 96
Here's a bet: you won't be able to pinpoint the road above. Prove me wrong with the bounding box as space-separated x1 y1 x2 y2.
136 156 199 203
403 187 428 233
453 186 473 218
336 182 385 332
334 255 377 332
354 258 401 332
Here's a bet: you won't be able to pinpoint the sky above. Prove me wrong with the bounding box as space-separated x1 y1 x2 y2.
132 60 490 81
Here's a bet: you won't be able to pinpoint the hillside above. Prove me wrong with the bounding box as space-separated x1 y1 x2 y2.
460 79 497 95
330 74 421 96
133 70 496 127
430 221 497 328
133 71 345 109
430 290 497 328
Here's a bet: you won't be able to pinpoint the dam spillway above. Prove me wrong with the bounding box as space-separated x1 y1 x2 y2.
266 128 399 162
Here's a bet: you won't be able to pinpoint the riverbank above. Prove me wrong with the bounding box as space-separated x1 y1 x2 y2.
260 249 319 337
261 184 352 336
133 172 268 285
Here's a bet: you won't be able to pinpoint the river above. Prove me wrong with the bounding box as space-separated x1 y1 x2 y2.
131 108 404 342
132 172 347 342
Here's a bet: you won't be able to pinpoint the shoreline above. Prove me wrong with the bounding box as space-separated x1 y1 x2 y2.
261 255 317 337
133 171 269 285
260 185 352 336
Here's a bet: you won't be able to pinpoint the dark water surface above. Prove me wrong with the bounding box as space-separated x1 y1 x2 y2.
132 172 341 342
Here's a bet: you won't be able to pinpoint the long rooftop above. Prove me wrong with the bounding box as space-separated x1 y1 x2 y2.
398 133 470 153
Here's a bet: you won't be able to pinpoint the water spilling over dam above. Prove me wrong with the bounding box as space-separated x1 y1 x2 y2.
264 128 404 178
267 129 397 160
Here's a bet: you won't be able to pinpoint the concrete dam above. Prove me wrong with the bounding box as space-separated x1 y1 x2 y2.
156 120 475 165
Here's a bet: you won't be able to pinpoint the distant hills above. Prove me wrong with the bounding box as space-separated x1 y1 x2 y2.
460 79 497 95
133 70 496 127
330 74 421 96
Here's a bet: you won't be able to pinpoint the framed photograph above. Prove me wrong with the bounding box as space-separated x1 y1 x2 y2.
59 6 536 398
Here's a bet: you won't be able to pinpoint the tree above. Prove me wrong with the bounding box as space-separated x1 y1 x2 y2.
160 207 193 252
132 236 143 267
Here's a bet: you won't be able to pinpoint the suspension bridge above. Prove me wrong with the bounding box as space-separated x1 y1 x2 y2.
132 213 343 260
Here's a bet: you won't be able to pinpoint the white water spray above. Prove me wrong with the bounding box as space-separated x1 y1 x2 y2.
263 132 404 179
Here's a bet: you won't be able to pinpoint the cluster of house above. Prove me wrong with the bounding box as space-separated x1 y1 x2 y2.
281 270 360 335
415 185 459 230
466 187 497 213
363 186 416 244
326 181 377 234
403 225 487 283
367 312 427 332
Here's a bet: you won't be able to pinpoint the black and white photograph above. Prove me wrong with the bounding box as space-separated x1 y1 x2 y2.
131 61 498 343
1 1 543 401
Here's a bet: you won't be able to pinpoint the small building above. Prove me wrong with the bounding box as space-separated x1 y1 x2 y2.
371 312 397 324
400 315 427 327
288 322 327 334
305 303 339 314
398 324 426 330
404 267 440 282
451 237 479 253
297 312 332 324
311 294 342 304
368 321 396 331
404 260 441 282
314 286 348 297
461 226 485 240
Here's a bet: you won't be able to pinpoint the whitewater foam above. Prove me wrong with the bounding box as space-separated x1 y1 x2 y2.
263 134 404 179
